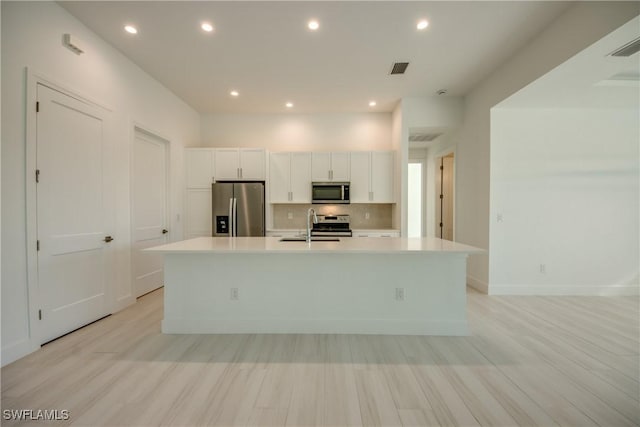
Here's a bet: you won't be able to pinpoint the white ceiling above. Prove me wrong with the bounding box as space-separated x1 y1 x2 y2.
59 1 571 114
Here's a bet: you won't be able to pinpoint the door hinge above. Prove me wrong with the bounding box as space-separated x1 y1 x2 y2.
440 165 444 170
439 222 443 228
38 309 42 320
35 169 40 183
37 240 40 251
439 194 443 199
36 101 40 113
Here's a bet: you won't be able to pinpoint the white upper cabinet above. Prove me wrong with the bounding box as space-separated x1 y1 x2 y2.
290 152 312 202
269 152 291 203
239 149 266 180
185 148 215 189
214 148 265 180
269 152 311 203
311 152 350 182
371 151 394 203
349 151 394 203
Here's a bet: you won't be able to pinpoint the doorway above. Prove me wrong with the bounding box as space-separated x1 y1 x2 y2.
131 127 170 297
35 83 111 343
408 160 425 237
435 153 454 241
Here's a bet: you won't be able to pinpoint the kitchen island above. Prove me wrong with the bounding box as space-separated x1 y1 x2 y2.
147 237 483 336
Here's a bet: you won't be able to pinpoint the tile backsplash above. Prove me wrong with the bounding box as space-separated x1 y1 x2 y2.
272 204 393 229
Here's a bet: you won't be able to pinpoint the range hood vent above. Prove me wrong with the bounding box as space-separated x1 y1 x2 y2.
609 36 640 57
390 62 409 75
409 132 442 142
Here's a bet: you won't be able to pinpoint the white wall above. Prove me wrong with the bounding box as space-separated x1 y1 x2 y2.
200 113 391 151
490 108 639 295
449 2 639 292
1 2 201 365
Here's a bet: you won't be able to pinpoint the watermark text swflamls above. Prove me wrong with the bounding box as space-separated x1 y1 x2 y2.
3 409 70 421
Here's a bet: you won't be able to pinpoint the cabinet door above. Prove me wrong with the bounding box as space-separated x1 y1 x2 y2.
311 152 331 181
269 153 291 203
186 189 212 238
290 152 312 203
214 148 240 180
350 152 371 203
239 149 265 180
371 151 394 203
185 149 214 189
330 152 350 181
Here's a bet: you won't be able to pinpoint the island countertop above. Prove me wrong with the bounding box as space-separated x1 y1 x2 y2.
147 236 484 255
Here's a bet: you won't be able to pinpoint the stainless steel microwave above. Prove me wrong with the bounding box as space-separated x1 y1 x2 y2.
312 182 350 204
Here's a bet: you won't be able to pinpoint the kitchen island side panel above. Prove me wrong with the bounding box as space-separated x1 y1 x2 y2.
162 252 468 335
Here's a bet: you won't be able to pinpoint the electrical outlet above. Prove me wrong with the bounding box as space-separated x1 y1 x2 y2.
365 212 370 220
287 212 293 220
230 287 239 300
539 264 546 274
395 287 405 301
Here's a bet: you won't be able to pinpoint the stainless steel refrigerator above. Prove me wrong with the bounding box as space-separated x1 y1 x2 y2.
212 182 265 237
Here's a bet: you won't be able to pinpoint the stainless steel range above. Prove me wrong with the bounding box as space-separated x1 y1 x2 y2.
311 214 352 237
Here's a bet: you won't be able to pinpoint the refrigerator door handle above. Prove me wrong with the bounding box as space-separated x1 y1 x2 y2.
233 197 238 237
228 197 234 237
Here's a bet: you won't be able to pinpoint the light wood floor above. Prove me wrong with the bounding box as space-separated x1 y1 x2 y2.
2 288 638 427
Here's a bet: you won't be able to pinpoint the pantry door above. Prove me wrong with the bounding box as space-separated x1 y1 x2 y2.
36 83 111 344
131 128 169 297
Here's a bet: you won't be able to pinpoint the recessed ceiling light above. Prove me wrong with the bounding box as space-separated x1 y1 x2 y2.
308 20 319 31
417 20 429 30
230 90 239 97
201 22 214 32
286 102 294 108
369 101 377 107
124 25 138 34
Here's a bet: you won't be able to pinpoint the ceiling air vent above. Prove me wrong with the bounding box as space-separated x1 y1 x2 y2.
409 132 442 142
609 36 640 57
390 62 409 75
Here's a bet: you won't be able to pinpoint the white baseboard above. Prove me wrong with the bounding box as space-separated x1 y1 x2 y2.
112 295 136 313
162 318 469 336
1 338 38 367
489 284 640 296
467 275 488 294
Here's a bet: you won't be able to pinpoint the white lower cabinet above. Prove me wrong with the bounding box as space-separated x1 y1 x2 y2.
353 230 400 238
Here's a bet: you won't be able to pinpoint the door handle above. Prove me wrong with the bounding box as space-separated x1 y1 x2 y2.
103 236 114 243
162 229 169 234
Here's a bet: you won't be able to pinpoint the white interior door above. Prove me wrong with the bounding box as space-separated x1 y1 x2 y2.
132 129 169 297
36 83 110 344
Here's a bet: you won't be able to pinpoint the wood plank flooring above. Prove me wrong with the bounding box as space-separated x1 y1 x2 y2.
2 288 638 426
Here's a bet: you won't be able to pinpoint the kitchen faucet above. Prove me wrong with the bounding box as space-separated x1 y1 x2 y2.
306 208 318 242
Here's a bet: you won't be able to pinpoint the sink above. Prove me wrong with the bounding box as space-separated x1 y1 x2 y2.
279 237 340 242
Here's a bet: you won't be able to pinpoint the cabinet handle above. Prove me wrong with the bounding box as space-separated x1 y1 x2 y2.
103 236 114 243
162 229 169 234
240 168 243 178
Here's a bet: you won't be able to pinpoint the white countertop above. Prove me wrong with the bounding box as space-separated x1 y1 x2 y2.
147 237 484 254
